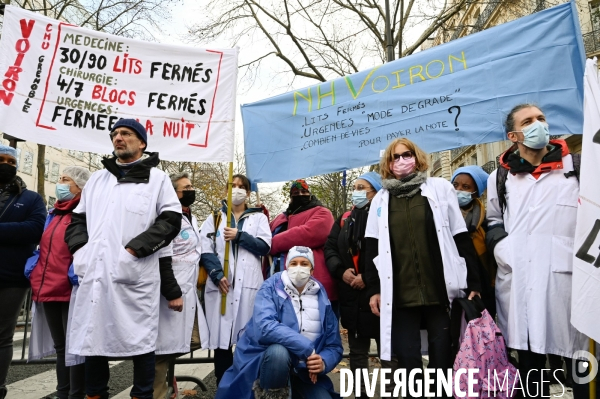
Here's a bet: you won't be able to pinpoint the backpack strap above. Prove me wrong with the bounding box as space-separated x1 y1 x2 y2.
496 167 509 213
569 153 581 181
562 153 581 181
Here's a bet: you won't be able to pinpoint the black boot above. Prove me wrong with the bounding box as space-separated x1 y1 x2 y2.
0 385 7 399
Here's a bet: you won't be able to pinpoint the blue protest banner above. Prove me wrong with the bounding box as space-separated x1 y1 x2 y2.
242 2 585 184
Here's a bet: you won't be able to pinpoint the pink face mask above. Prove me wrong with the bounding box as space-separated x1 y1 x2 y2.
389 157 416 179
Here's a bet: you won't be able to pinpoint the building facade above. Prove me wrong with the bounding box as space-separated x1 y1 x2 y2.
429 0 591 179
0 0 105 207
0 135 104 208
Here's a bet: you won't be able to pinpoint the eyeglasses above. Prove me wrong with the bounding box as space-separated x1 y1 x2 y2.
109 130 135 140
393 151 414 161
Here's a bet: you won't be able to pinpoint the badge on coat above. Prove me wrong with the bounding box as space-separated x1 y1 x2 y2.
180 230 189 240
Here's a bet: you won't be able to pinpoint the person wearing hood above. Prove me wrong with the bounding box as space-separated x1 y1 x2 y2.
324 171 397 395
25 166 91 399
199 174 271 386
451 165 496 316
266 180 336 311
64 119 182 399
0 144 46 399
364 138 481 398
486 104 589 398
216 246 343 399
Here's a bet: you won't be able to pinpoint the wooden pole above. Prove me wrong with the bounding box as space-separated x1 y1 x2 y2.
220 162 234 315
591 339 597 399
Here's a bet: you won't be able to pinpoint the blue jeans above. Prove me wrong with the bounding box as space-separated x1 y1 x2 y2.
85 352 155 399
259 344 333 399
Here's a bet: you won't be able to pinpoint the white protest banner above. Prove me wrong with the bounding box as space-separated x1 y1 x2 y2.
572 58 600 343
0 6 237 162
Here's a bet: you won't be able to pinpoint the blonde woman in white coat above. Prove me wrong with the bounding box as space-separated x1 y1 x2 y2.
200 174 272 386
364 138 481 398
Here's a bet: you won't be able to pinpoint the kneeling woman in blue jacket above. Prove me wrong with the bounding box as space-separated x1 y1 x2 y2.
216 246 343 399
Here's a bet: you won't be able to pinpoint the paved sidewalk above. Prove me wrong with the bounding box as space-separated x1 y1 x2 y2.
186 330 576 399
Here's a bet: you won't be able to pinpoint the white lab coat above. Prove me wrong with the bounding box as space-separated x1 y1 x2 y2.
487 154 588 358
156 214 210 354
365 177 469 361
27 302 54 361
28 288 84 366
68 167 181 357
201 209 271 349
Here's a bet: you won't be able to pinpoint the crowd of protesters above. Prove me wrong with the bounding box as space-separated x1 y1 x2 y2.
0 103 597 399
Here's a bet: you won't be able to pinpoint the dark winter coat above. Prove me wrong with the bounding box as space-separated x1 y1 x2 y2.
324 207 379 338
0 176 47 288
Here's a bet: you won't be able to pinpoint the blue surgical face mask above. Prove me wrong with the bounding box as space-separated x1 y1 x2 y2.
456 190 475 207
519 120 549 150
56 183 75 201
352 190 369 208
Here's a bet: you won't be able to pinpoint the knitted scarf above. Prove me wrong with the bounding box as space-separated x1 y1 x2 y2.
382 172 427 198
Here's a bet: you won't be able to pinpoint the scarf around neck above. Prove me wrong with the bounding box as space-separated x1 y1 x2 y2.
382 171 427 198
346 205 369 254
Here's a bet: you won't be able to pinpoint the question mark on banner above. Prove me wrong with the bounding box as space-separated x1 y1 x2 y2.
448 106 461 131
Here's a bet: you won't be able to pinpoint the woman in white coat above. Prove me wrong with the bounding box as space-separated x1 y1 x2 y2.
200 174 271 386
364 138 481 398
153 172 210 399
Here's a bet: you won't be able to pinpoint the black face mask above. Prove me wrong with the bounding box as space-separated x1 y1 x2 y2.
290 195 311 210
179 190 196 207
0 164 17 185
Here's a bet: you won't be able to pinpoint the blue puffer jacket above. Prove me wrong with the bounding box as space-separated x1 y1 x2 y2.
0 177 47 288
216 272 343 399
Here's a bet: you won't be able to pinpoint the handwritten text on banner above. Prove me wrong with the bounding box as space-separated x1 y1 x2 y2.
241 2 585 183
0 6 238 162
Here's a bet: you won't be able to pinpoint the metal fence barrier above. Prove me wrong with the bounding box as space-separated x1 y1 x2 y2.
12 288 375 398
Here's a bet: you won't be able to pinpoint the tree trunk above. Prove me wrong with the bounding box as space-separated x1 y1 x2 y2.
36 144 46 205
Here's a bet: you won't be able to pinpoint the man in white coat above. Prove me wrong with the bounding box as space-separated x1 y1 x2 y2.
486 104 589 399
65 119 182 399
152 173 210 399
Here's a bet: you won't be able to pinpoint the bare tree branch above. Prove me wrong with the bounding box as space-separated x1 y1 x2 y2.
402 0 469 56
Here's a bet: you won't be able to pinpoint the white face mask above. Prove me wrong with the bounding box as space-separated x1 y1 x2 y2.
517 120 550 150
287 266 312 288
231 187 247 205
